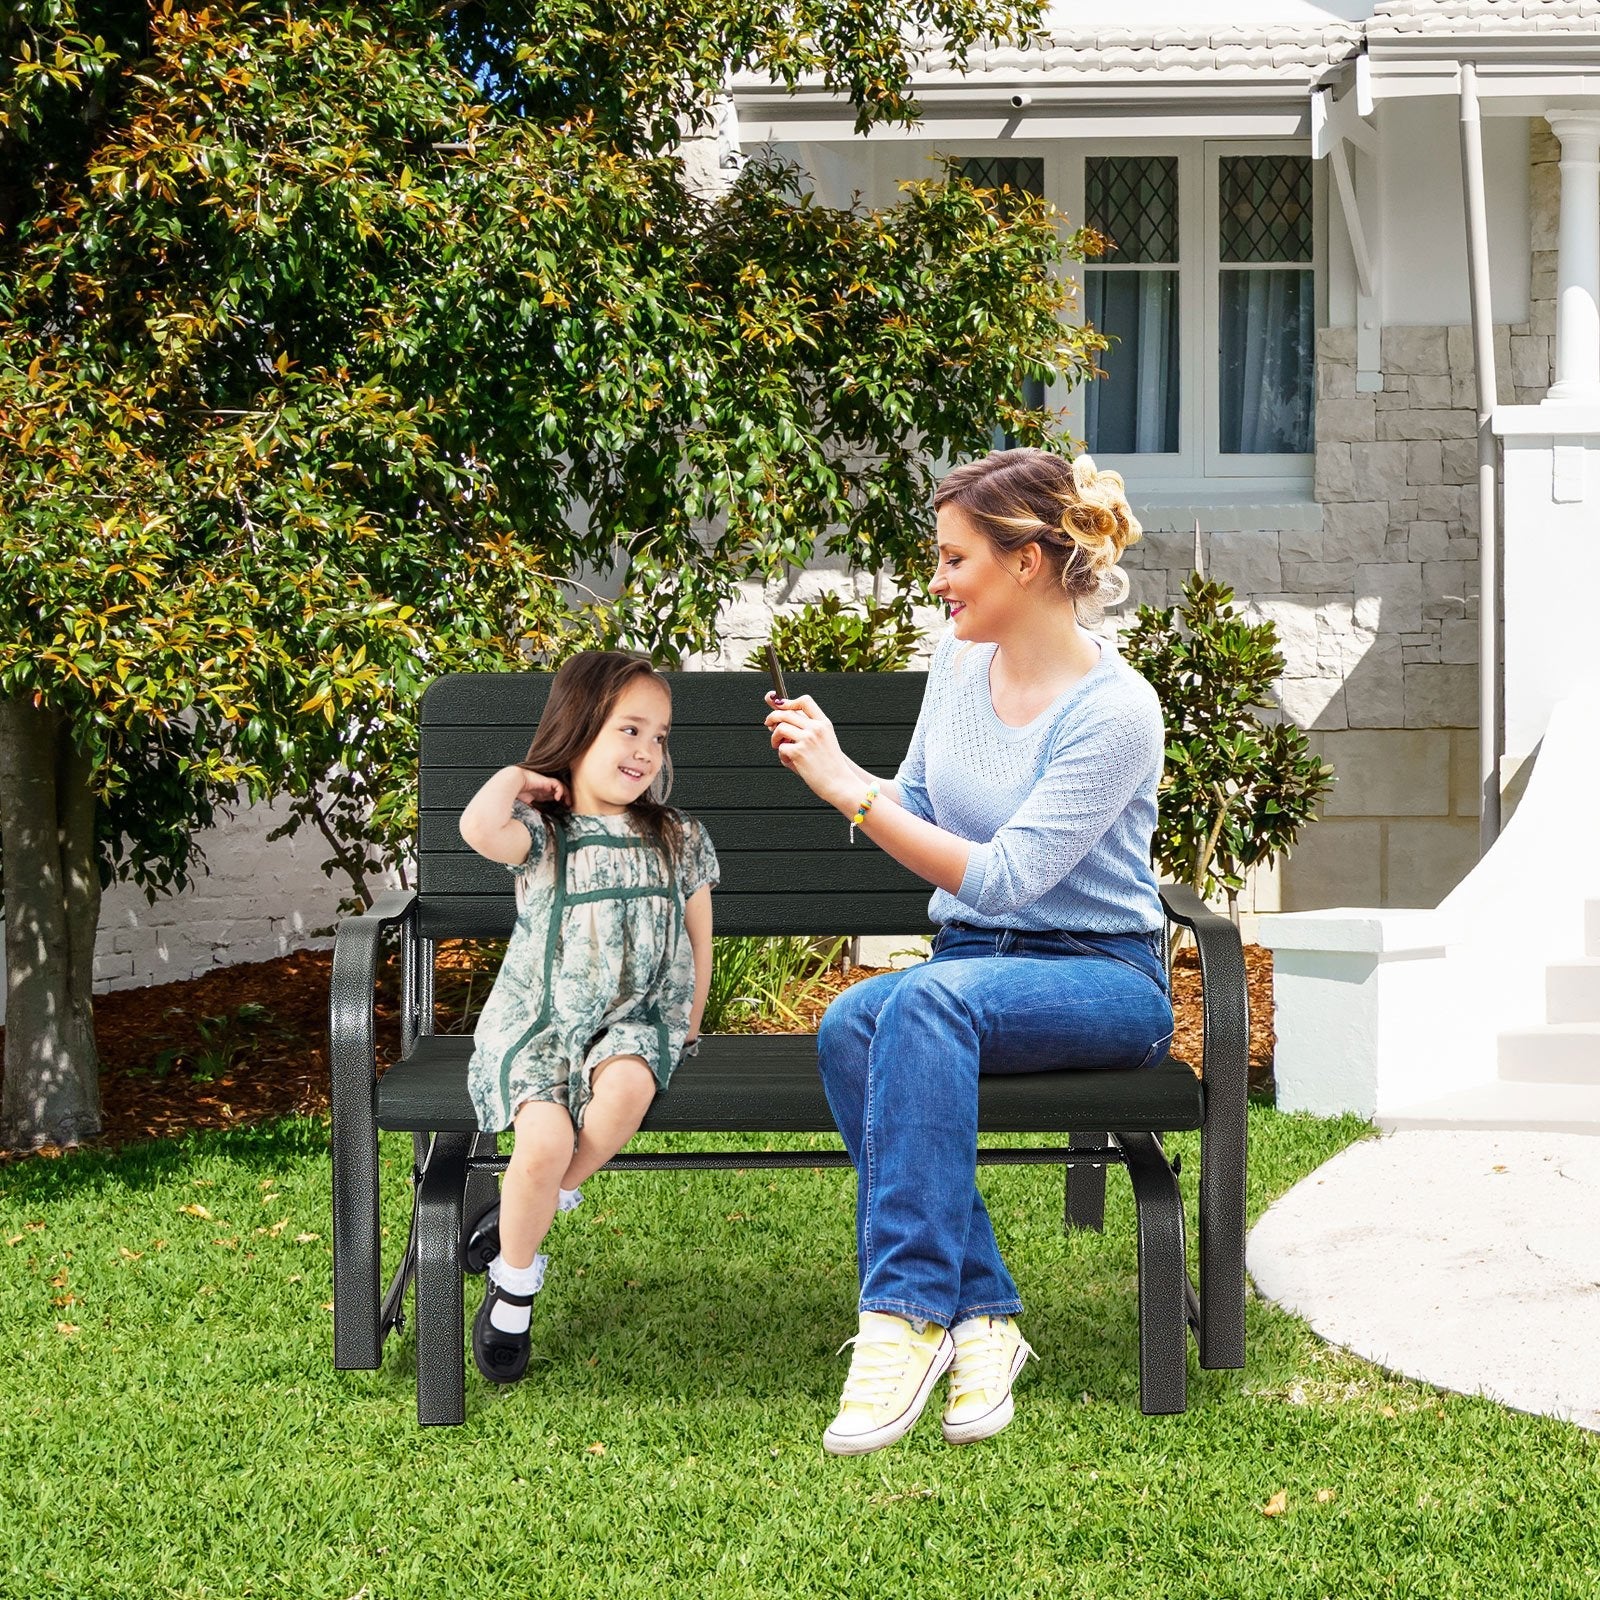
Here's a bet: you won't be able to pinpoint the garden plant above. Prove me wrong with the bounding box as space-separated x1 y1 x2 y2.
0 0 1104 1149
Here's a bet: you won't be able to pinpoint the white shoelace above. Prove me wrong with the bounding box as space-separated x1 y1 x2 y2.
836 1330 916 1407
948 1323 1035 1404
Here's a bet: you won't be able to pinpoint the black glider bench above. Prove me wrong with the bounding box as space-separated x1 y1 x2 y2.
329 669 1249 1425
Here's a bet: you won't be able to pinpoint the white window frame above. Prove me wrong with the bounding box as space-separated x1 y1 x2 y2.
1058 138 1324 496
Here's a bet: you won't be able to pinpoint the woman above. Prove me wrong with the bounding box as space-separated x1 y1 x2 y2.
764 448 1172 1456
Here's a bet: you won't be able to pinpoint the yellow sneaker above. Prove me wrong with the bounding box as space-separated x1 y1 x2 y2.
941 1315 1036 1444
822 1311 955 1456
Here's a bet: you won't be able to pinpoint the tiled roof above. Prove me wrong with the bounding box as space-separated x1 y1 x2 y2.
1369 0 1600 34
911 24 1366 83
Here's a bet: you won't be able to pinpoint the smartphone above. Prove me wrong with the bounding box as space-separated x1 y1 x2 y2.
764 644 787 702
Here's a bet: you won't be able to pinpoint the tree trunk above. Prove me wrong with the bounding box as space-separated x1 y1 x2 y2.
0 695 103 1149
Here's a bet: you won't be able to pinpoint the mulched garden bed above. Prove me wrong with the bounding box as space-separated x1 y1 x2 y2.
0 941 1275 1158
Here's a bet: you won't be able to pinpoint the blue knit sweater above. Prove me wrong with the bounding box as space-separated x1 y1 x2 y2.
893 630 1166 933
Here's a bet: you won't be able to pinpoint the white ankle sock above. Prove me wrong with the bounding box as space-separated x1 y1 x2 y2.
557 1187 583 1212
488 1254 546 1334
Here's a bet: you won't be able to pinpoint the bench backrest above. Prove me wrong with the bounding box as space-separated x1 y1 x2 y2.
417 671 932 942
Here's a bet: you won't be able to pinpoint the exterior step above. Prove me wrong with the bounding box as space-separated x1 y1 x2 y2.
1499 1024 1600 1084
1379 1079 1600 1134
1547 958 1600 1023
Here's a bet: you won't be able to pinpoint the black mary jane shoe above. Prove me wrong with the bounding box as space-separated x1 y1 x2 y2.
462 1198 502 1276
472 1277 534 1385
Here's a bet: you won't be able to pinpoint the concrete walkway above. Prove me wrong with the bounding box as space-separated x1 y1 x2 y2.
1247 1129 1600 1432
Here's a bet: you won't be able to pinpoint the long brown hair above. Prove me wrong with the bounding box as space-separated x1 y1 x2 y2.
518 650 684 867
933 448 1140 613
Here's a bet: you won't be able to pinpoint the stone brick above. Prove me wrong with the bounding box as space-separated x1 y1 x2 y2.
1249 596 1320 673
1405 663 1478 727
1385 818 1479 906
1441 438 1478 483
1511 334 1551 389
1382 326 1449 376
1205 529 1281 595
1446 325 1474 374
1531 153 1561 252
1416 487 1460 522
1439 617 1479 664
1315 601 1355 677
1317 728 1451 815
1349 441 1409 501
1382 372 1411 394
1322 501 1392 562
1314 441 1355 502
1342 632 1407 727
1316 326 1356 365
1422 559 1474 612
1450 372 1479 409
1317 358 1357 400
1375 388 1413 411
94 954 136 984
1316 395 1376 443
1278 819 1381 907
1273 676 1348 730
1355 562 1423 634
1402 645 1438 664
1406 441 1443 485
1408 521 1451 562
1451 729 1485 817
1376 407 1478 442
1280 562 1352 592
1530 297 1557 338
1409 375 1452 408
1277 524 1326 562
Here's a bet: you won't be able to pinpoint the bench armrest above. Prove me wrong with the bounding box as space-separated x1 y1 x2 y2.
329 889 417 1369
1158 880 1249 1369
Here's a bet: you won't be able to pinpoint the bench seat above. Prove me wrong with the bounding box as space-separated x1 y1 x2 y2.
376 1033 1206 1136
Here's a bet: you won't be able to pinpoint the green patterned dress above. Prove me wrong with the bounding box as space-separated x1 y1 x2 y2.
467 803 719 1133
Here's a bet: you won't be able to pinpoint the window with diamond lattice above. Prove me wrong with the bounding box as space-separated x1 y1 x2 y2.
1085 156 1178 264
955 157 1046 448
1217 154 1313 453
1083 156 1179 455
958 156 1044 214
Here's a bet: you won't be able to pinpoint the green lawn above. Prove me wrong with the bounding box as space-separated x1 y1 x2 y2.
3 1107 1597 1600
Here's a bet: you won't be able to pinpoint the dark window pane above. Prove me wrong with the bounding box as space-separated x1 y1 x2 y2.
1218 268 1314 452
1219 155 1313 264
957 156 1044 211
1085 156 1179 264
1083 270 1180 453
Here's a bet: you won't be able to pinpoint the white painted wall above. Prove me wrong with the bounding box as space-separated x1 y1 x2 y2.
1377 101 1530 328
0 794 402 1026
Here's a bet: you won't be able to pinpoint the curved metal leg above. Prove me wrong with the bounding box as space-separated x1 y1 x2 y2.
1117 1132 1188 1415
414 1133 470 1426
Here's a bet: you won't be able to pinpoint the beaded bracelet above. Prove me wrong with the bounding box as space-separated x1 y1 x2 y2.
849 781 880 843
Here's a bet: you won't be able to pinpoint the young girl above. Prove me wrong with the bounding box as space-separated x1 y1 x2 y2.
458 650 717 1385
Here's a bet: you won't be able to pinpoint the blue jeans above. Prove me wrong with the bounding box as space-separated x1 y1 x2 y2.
815 923 1175 1329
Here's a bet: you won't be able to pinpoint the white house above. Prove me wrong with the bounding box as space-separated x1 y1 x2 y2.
14 2 1600 1082
725 0 1600 1130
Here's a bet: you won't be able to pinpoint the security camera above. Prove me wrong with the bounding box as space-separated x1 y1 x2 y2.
1010 92 1032 108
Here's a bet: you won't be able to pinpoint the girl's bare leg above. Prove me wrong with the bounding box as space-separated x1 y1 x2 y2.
499 1100 578 1269
559 1054 657 1191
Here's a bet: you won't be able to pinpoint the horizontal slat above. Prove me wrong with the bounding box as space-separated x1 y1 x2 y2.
422 766 874 813
421 724 916 770
418 847 926 897
415 891 934 941
422 671 927 727
376 1033 1205 1135
421 808 887 853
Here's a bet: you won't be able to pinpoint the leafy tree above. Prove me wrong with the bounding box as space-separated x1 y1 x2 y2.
1122 574 1335 923
0 0 1103 1148
747 593 924 674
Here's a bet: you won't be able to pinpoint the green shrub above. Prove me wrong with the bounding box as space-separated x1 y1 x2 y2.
702 936 848 1034
746 594 922 674
1122 573 1334 910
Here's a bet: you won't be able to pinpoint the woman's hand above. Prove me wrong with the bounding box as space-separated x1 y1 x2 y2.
511 766 568 807
763 693 855 811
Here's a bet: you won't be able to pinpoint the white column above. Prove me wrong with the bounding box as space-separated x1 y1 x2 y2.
1545 111 1600 404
